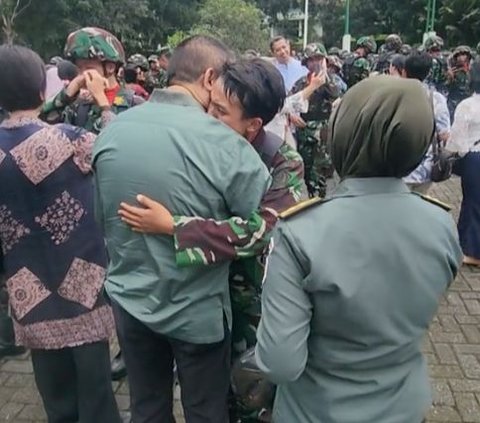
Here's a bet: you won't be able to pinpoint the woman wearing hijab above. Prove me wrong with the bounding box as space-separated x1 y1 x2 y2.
448 61 480 266
255 76 462 423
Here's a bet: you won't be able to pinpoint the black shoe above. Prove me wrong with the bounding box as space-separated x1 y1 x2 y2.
111 351 127 381
0 345 26 359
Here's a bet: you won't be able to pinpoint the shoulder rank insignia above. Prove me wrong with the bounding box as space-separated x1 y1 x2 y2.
414 193 452 212
279 197 325 220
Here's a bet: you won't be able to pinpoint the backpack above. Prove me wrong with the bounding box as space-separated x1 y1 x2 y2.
255 130 284 170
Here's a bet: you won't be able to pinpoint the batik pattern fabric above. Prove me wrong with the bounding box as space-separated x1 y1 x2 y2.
0 116 114 349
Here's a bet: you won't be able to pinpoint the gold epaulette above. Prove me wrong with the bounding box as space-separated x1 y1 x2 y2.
279 197 325 220
417 193 452 212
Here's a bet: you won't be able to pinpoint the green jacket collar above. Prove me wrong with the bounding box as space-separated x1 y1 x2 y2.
332 177 410 199
149 88 203 110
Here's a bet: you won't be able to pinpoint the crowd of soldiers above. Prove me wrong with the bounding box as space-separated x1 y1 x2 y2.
259 33 478 201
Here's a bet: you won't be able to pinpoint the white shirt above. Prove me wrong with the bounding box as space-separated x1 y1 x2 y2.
448 94 480 156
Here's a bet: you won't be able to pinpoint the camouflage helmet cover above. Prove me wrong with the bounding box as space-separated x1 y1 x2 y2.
424 35 444 51
384 34 403 52
231 349 275 412
328 46 341 57
452 45 472 59
64 27 125 64
157 45 172 57
400 44 413 56
128 54 149 71
302 42 327 65
148 54 158 63
356 36 378 54
327 55 343 70
49 56 63 66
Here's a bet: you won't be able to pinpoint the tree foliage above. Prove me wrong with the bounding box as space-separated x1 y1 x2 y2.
1 0 479 59
192 0 271 53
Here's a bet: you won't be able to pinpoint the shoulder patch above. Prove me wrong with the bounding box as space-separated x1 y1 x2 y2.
279 197 325 220
414 193 452 212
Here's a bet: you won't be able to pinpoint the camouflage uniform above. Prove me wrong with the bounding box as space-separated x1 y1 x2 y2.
292 43 340 198
375 34 402 74
41 27 137 134
447 45 472 120
145 54 168 93
342 36 377 88
424 35 449 96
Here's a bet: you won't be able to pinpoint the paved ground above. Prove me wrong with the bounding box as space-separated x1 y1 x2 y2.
0 177 479 423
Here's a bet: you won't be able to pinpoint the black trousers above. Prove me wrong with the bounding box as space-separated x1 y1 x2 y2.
112 301 231 423
31 341 122 423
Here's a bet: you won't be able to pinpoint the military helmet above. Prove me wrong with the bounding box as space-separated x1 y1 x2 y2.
384 34 403 52
231 349 275 416
327 55 343 71
49 56 63 66
128 54 149 71
148 54 158 63
356 36 377 54
302 43 327 65
424 35 444 52
157 45 172 57
452 45 472 59
328 46 341 57
64 27 125 64
400 44 413 56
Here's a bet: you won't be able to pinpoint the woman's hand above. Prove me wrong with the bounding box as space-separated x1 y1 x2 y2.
118 195 175 235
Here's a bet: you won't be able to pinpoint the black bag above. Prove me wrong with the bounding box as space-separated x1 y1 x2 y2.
428 89 458 183
430 136 458 183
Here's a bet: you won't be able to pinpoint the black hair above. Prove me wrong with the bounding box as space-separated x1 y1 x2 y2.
220 58 286 126
124 64 138 84
390 54 406 73
470 61 480 93
57 60 79 81
405 51 433 81
0 45 46 112
270 36 288 52
167 35 234 86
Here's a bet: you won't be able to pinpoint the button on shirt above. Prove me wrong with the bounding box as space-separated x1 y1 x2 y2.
93 89 271 344
274 58 309 93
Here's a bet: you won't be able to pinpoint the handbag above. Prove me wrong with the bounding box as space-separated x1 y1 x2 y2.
430 135 458 182
428 89 458 183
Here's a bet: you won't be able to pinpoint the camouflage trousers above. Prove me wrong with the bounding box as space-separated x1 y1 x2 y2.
296 120 334 198
229 259 268 423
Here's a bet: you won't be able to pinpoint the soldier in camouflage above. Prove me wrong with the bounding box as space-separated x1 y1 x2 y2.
424 35 449 96
342 36 377 88
145 53 168 93
290 43 339 198
447 45 473 120
117 59 310 421
375 34 403 74
401 44 413 56
41 27 140 134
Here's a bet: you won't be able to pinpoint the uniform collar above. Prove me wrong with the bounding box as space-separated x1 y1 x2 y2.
332 177 410 199
149 88 204 110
